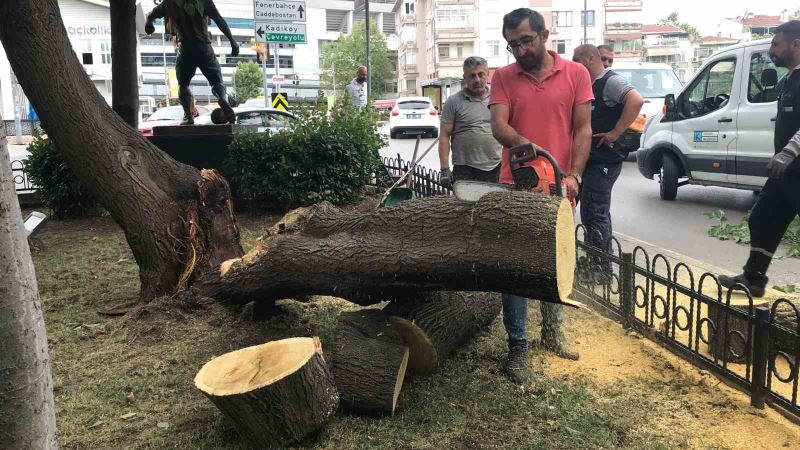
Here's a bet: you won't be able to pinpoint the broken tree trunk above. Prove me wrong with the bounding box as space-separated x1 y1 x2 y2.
331 310 409 415
385 292 502 373
194 337 338 449
205 191 576 306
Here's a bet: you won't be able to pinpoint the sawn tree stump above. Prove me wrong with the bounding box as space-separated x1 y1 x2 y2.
194 337 338 449
384 291 502 374
331 310 410 415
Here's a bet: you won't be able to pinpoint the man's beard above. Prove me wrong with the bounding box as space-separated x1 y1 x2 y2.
771 53 786 68
465 84 485 96
516 49 545 71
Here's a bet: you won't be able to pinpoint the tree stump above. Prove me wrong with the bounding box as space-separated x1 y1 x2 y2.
194 337 338 449
331 310 410 415
384 291 502 374
707 297 769 364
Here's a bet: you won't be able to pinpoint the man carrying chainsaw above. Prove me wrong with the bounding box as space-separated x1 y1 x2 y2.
438 57 502 188
489 8 593 384
572 44 644 283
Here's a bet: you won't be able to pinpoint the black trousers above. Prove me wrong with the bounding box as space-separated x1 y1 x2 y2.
452 164 500 183
176 40 223 86
579 161 623 269
748 170 800 268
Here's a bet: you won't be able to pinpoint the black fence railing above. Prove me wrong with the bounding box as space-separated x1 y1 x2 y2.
572 225 800 419
380 154 451 197
11 159 34 193
3 119 42 136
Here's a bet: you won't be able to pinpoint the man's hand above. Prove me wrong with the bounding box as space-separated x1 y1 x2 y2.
563 176 580 202
145 21 155 35
230 41 240 57
767 148 799 179
594 130 621 149
440 167 454 189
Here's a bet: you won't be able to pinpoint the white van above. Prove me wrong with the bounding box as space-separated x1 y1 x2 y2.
612 62 683 118
636 39 786 200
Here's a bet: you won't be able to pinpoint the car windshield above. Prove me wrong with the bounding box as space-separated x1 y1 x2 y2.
146 106 184 121
614 69 683 98
398 101 430 110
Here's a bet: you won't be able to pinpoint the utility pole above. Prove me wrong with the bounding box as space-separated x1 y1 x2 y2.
161 30 169 105
365 0 371 98
583 0 588 44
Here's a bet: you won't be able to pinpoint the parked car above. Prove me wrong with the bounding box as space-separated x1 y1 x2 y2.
636 39 784 200
194 106 295 133
389 96 440 139
612 62 683 119
138 105 211 136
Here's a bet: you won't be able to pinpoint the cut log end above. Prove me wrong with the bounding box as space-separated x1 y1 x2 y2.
392 349 410 413
219 258 240 277
194 337 318 396
556 198 576 302
388 316 438 373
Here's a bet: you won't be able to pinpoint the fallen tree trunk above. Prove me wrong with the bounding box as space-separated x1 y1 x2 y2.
203 192 577 306
194 337 338 449
385 292 502 373
331 310 409 415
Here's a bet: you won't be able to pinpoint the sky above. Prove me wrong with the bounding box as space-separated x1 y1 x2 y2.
641 0 800 35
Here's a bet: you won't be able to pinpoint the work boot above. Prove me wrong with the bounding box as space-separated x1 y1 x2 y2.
719 273 766 298
504 346 536 385
180 114 194 125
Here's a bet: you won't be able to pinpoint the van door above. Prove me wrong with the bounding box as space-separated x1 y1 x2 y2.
735 44 789 187
672 50 742 184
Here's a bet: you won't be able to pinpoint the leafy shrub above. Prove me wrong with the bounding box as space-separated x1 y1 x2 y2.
705 210 800 258
222 100 385 208
25 130 95 218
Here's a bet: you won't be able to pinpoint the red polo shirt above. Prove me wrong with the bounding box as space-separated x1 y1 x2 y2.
489 51 594 184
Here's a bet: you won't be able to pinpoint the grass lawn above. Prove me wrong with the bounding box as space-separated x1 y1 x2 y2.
28 210 800 449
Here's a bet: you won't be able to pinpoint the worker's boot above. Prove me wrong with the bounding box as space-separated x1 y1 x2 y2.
178 87 195 125
504 346 536 385
541 303 579 361
719 272 766 298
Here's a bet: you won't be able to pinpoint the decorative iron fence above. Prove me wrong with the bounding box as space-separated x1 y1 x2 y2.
11 159 34 192
380 154 451 197
3 120 42 136
572 225 800 419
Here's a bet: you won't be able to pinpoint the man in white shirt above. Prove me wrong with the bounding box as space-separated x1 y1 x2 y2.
347 66 368 109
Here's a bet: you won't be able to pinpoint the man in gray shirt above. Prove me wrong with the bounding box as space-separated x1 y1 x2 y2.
347 66 368 109
438 57 502 187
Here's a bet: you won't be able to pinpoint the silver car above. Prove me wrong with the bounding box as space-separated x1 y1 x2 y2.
195 106 296 133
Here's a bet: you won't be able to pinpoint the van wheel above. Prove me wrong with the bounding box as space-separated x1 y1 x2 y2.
659 153 680 201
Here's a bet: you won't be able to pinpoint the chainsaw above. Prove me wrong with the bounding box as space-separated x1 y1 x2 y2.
452 143 573 206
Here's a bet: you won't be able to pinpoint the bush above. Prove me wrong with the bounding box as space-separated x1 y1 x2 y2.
25 130 95 218
222 100 385 208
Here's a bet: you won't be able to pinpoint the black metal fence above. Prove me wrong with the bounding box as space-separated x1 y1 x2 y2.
3 119 42 136
11 159 34 192
572 225 800 419
380 154 451 197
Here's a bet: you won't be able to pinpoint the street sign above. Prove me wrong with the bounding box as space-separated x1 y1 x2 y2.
271 75 285 85
254 0 306 22
272 92 289 111
254 22 306 44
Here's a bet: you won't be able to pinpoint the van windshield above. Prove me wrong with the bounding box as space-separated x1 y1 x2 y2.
614 69 683 98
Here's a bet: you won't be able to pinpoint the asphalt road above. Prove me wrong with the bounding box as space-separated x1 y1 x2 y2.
380 135 800 285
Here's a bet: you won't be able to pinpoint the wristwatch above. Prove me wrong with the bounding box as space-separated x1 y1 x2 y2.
567 173 582 185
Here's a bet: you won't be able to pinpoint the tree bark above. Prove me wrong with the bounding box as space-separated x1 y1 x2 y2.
0 128 58 449
204 192 576 306
0 0 243 301
385 292 502 374
110 0 139 128
331 310 409 415
194 337 338 449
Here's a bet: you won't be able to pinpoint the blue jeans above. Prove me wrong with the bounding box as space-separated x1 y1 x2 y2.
502 294 564 350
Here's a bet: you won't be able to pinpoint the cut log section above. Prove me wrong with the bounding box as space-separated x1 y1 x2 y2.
205 192 577 306
331 310 410 415
194 337 339 449
384 291 502 374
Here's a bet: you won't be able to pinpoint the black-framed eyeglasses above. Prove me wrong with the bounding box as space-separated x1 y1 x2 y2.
506 35 539 53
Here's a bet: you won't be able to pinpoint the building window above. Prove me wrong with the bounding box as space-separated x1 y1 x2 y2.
100 40 112 65
436 6 472 29
488 40 500 57
80 39 93 65
385 81 398 94
552 40 568 55
553 11 573 28
439 44 450 59
404 1 414 15
406 79 416 91
406 49 417 65
581 11 595 27
456 43 464 58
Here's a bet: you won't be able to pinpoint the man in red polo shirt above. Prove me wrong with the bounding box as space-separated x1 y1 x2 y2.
489 8 593 385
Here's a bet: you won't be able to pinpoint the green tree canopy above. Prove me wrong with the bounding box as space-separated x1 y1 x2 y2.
659 11 699 37
234 61 263 102
321 19 392 99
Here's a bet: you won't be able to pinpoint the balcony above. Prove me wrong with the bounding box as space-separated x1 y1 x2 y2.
436 0 476 5
400 13 416 26
605 22 642 32
435 27 476 41
605 0 643 10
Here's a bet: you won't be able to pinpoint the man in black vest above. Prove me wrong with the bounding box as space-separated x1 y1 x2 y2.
573 44 644 280
720 21 800 297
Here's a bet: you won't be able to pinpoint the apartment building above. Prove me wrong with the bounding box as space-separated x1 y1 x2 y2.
641 24 693 81
603 0 642 62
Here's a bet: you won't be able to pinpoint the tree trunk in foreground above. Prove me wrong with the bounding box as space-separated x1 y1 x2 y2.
331 310 409 415
385 292 502 374
0 0 243 301
110 0 139 128
194 337 338 449
205 192 577 306
0 129 58 449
